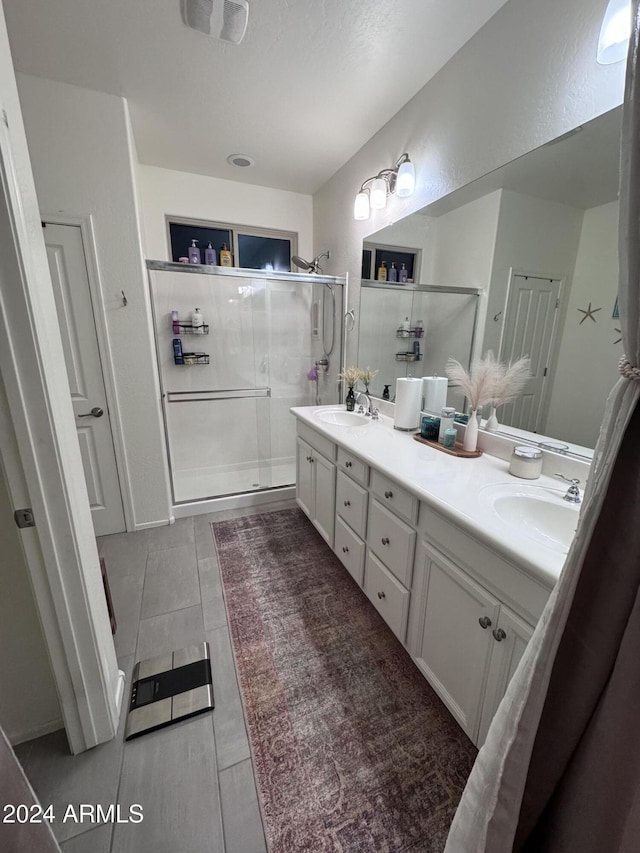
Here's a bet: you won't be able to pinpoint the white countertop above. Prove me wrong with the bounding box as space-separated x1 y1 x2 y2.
291 405 579 589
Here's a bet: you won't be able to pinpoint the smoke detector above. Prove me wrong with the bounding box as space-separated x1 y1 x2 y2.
227 154 255 168
181 0 249 45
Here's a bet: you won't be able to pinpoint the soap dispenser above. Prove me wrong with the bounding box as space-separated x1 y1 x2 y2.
188 239 201 264
204 242 217 265
219 243 232 267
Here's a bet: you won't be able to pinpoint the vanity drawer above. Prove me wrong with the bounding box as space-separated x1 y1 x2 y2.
368 499 416 587
297 421 336 461
370 470 417 524
335 516 365 586
364 551 410 642
337 447 369 486
336 471 368 538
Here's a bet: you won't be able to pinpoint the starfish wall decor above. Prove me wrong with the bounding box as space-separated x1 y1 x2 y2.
577 302 602 324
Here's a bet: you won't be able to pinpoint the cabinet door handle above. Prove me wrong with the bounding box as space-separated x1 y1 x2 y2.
377 591 386 600
342 546 349 553
345 461 352 468
381 537 390 546
478 616 492 629
384 490 393 499
492 628 507 642
344 500 351 507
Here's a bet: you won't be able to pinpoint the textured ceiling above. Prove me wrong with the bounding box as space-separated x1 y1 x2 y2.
3 0 509 194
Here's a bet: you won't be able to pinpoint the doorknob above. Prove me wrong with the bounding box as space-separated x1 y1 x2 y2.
78 407 104 418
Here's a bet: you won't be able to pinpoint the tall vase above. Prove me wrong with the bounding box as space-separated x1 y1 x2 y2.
463 409 479 452
486 406 499 432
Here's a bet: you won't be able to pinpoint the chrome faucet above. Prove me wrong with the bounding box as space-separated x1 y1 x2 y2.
356 390 372 416
555 473 581 503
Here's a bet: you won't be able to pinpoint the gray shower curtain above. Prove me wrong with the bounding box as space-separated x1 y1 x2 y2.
445 2 640 850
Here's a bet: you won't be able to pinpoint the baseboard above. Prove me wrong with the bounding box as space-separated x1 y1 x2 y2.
10 718 64 747
134 516 175 530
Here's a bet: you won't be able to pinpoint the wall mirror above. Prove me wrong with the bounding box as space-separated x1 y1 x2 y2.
358 106 623 457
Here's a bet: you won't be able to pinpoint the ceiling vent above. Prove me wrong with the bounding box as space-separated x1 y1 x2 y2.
181 0 249 45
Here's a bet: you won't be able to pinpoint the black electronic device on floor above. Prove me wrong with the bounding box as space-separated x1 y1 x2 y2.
125 642 214 740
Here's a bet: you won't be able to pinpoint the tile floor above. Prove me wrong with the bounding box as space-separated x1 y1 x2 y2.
16 498 298 853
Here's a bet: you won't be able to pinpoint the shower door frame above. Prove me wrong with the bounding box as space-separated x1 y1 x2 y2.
147 261 348 513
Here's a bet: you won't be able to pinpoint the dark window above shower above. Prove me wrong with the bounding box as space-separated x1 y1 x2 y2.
167 216 298 273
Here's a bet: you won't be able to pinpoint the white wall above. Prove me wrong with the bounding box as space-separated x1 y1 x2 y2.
545 200 620 446
16 73 171 529
314 0 625 368
0 451 61 743
137 165 313 263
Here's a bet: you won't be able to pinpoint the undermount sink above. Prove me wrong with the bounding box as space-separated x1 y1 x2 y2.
314 408 371 427
481 483 580 554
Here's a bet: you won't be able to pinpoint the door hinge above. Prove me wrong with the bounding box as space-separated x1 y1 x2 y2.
543 367 548 377
556 299 560 309
14 508 36 528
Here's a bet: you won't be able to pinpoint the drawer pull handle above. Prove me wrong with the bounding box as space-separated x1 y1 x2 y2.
478 616 492 629
377 591 386 600
493 628 507 642
345 461 352 468
344 500 351 507
381 537 390 546
342 546 349 553
384 490 393 499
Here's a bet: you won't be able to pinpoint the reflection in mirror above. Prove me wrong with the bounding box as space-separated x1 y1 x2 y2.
358 282 479 405
358 107 622 454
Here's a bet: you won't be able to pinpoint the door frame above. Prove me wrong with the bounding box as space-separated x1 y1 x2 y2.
499 267 566 433
42 214 133 532
0 99 123 751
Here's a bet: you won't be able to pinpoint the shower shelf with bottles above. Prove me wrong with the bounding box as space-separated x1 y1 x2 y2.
173 323 210 335
395 352 422 362
396 327 424 338
174 352 210 365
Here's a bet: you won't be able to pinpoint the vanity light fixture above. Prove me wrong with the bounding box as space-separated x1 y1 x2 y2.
597 0 631 64
353 153 415 220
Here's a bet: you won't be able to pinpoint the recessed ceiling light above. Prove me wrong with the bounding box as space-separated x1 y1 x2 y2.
227 154 255 168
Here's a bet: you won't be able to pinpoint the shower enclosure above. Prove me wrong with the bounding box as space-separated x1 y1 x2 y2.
148 262 345 505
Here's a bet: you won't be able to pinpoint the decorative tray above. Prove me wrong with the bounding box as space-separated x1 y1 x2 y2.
413 433 482 458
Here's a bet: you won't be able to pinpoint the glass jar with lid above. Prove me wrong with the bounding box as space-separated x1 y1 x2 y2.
509 445 543 479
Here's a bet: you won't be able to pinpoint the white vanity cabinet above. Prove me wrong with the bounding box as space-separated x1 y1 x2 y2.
295 423 336 547
408 505 546 746
292 408 555 749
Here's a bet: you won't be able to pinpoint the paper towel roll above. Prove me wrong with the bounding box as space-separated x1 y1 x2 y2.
394 378 423 431
422 376 448 414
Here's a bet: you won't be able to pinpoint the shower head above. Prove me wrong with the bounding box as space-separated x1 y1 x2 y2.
292 251 330 274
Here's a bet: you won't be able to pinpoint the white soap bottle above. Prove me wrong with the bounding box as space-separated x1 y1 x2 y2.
191 307 203 333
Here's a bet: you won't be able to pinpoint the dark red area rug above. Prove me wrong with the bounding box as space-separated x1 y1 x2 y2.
212 508 476 852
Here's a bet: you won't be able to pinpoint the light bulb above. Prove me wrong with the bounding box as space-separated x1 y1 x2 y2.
353 191 370 220
396 159 416 197
597 0 631 64
370 177 387 210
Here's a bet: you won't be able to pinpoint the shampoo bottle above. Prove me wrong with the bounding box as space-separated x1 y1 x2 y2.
388 262 398 283
191 307 203 333
219 243 232 267
399 263 408 283
171 309 180 334
188 239 201 264
377 261 388 282
173 338 184 364
204 242 217 265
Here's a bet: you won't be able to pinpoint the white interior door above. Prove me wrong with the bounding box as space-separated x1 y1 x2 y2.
499 272 561 432
44 222 125 536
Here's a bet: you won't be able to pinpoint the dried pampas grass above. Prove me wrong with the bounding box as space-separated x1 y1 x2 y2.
445 355 495 411
445 351 531 411
486 351 531 408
